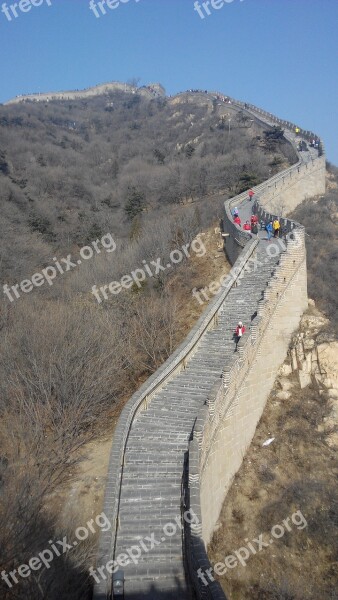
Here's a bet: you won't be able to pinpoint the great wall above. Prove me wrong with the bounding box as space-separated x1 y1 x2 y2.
4 82 165 104
70 90 326 600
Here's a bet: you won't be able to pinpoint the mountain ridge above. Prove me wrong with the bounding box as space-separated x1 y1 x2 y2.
4 81 166 105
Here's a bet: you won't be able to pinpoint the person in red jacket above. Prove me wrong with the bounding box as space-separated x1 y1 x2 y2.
248 189 254 201
234 215 241 226
243 220 251 231
234 321 246 352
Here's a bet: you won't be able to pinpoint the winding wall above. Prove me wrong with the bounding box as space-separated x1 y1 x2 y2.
93 94 326 600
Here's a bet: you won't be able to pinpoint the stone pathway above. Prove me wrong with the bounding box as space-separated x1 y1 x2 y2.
114 198 281 599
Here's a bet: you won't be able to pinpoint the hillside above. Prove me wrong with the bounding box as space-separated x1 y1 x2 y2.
0 87 297 600
290 164 338 331
0 88 295 283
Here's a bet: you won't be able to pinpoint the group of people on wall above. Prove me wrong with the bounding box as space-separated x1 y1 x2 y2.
231 120 321 355
230 189 288 351
232 184 289 240
295 126 321 153
232 205 285 241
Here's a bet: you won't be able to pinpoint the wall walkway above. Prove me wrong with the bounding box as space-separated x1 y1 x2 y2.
93 95 325 600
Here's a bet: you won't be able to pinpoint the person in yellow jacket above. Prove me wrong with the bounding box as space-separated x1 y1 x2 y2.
273 218 281 238
295 126 300 136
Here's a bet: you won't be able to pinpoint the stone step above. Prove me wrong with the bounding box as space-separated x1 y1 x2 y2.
173 375 217 386
124 464 182 476
155 389 206 400
189 348 233 358
117 561 186 581
130 417 191 429
190 358 226 367
136 408 197 419
127 429 189 440
186 367 222 376
166 381 214 390
125 442 187 453
118 512 184 525
119 508 182 523
119 492 180 504
115 522 182 537
118 510 181 521
197 340 240 350
123 452 186 463
118 492 182 506
114 550 184 567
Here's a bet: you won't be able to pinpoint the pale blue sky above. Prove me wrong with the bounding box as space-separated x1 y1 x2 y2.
1 0 337 163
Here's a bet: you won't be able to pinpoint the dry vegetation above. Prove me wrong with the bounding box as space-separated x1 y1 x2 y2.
0 91 295 282
290 163 338 332
0 89 295 599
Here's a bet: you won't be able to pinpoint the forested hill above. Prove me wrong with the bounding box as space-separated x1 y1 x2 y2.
0 88 296 282
0 86 298 600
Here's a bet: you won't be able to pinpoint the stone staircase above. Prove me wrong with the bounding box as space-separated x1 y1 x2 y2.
93 90 326 600
113 208 281 599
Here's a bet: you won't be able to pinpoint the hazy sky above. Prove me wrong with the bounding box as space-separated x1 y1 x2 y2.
1 0 337 163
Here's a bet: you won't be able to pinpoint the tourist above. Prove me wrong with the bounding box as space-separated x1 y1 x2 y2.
234 215 241 227
251 221 258 235
248 189 254 201
243 220 251 231
234 321 246 352
273 218 281 238
265 221 273 241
